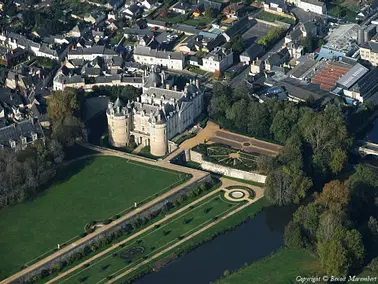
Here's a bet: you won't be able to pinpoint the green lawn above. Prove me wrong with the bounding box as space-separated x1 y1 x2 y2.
56 192 242 283
0 156 185 280
214 248 320 284
256 11 295 25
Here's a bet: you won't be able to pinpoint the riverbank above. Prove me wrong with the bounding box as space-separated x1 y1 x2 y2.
213 248 321 284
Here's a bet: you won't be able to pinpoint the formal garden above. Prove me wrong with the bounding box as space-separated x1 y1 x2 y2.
53 191 246 284
193 144 259 171
0 156 188 280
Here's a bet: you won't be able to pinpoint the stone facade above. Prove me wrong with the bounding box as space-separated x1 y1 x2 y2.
107 67 203 156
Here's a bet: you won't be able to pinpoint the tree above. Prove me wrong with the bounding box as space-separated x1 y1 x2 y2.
284 221 305 249
205 8 216 19
317 180 350 214
48 89 80 123
270 103 300 144
316 211 343 242
265 167 292 205
293 203 320 242
299 105 351 175
317 226 364 276
231 35 245 53
300 36 314 53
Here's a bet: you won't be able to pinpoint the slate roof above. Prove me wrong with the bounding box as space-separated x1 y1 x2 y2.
134 46 184 60
0 119 44 149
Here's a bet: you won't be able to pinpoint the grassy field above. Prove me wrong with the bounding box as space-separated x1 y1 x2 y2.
256 11 295 25
0 156 185 280
55 192 244 283
214 248 320 284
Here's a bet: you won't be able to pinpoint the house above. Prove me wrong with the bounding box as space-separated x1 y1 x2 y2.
295 0 326 15
223 2 245 19
123 3 143 19
240 43 264 65
0 47 28 67
68 45 118 61
171 1 192 14
140 0 155 10
263 0 288 13
133 46 185 70
264 47 290 71
66 24 83 38
198 0 223 13
189 55 202 66
0 119 45 151
83 11 106 24
105 0 125 10
201 46 233 74
360 40 378 66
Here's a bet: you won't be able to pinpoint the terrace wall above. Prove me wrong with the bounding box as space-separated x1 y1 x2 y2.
187 150 267 184
12 173 211 283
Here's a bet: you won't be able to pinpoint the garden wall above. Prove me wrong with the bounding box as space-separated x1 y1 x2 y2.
12 174 211 284
187 150 267 184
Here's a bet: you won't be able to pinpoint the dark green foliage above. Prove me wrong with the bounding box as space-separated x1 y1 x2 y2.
91 86 140 102
284 221 305 249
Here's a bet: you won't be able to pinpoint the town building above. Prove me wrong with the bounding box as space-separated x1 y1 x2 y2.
293 0 326 14
106 67 203 156
201 47 233 74
133 46 185 70
360 40 378 66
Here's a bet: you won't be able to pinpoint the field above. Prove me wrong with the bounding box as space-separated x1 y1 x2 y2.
0 156 185 279
47 187 253 284
214 248 321 284
256 11 295 25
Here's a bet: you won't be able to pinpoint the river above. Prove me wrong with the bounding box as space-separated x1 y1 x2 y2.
135 205 296 284
366 119 378 143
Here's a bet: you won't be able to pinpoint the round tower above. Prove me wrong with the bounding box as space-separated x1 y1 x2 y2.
106 98 131 147
150 112 167 157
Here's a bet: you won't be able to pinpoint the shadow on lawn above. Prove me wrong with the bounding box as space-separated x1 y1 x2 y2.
28 157 97 202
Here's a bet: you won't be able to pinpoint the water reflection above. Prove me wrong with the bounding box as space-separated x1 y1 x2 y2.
135 206 294 284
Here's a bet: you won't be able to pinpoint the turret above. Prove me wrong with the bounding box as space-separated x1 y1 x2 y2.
150 111 167 157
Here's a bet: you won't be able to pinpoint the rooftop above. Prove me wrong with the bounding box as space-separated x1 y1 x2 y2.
336 63 369 89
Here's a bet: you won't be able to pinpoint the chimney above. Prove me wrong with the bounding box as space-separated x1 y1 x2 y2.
195 79 199 88
153 81 157 87
174 85 177 91
166 83 170 90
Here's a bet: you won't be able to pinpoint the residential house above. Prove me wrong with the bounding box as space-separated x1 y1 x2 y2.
83 11 107 24
295 0 326 15
0 47 28 67
360 40 378 66
201 46 233 74
133 46 185 70
171 1 192 14
240 43 264 65
198 0 223 13
263 0 288 13
123 3 143 19
68 45 118 61
0 119 45 151
223 2 245 19
264 47 290 71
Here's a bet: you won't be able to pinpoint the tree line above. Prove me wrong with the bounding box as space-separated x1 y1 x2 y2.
284 165 378 277
209 82 351 206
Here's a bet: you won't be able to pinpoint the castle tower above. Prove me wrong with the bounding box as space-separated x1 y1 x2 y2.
106 98 131 147
150 111 167 157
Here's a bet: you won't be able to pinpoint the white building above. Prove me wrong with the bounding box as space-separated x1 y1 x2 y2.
133 46 185 70
68 46 118 61
201 47 234 73
295 0 326 15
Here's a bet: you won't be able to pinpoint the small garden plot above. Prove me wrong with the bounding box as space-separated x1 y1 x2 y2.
194 144 259 171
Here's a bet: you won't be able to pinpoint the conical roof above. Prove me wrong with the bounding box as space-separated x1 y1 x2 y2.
114 97 123 108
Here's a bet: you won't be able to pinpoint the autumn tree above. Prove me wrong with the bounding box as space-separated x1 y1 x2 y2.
316 180 350 214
